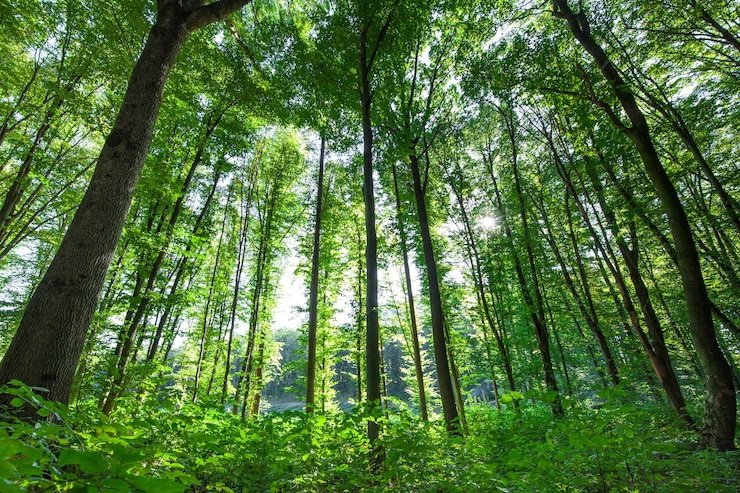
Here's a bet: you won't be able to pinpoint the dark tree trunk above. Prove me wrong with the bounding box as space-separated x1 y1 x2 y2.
306 134 326 413
408 152 460 431
552 0 735 449
391 161 428 420
553 0 737 450
0 0 254 414
0 5 189 409
360 45 382 449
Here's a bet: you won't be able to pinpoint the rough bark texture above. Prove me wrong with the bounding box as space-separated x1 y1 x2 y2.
0 0 253 412
0 5 189 408
552 0 735 450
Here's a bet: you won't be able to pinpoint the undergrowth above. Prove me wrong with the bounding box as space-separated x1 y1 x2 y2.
1 381 737 492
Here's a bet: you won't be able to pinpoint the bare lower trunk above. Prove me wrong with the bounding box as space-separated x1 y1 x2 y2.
0 0 255 414
552 0 735 449
0 6 190 409
409 152 460 431
306 134 326 413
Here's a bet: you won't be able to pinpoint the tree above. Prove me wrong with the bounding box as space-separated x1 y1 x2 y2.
0 0 256 411
306 133 326 413
551 0 735 450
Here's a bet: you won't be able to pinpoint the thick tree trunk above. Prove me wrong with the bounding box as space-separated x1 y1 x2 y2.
0 0 254 413
0 6 190 409
552 0 735 449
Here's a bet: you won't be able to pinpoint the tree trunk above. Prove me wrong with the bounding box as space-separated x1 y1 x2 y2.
360 42 382 450
306 134 326 413
552 0 735 449
553 145 693 425
536 190 619 387
390 161 428 421
492 106 562 416
222 163 257 404
192 190 230 403
0 0 254 413
0 5 189 409
408 151 460 431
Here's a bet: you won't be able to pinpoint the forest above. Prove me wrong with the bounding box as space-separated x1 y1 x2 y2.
0 0 738 491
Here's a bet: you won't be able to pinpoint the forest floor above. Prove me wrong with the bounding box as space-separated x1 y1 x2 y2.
1 383 738 492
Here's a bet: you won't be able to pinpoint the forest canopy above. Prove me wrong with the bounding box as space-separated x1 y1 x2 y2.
0 0 738 491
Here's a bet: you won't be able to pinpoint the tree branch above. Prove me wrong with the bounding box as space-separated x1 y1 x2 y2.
185 0 253 32
575 63 629 131
225 18 268 80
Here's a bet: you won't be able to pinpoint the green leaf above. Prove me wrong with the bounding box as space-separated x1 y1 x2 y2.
58 449 109 475
9 397 25 408
127 476 186 493
100 477 130 491
539 391 559 404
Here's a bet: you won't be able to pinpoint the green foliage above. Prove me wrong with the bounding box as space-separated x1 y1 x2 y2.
2 382 737 492
0 381 194 492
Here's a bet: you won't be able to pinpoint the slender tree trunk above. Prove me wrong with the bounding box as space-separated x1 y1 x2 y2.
148 168 222 361
222 164 257 404
491 108 562 416
553 147 693 425
359 24 383 458
409 151 460 431
390 161 428 421
0 75 81 247
101 115 218 415
535 188 619 387
306 134 326 413
248 338 266 417
192 194 230 403
449 161 516 398
353 215 364 404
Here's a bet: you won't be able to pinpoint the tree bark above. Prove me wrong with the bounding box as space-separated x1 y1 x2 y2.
552 0 735 449
306 134 326 413
360 37 382 450
391 161 428 420
0 0 253 412
409 151 460 431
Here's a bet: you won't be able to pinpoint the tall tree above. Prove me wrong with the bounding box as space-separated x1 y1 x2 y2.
306 133 326 413
551 0 735 450
0 0 256 411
